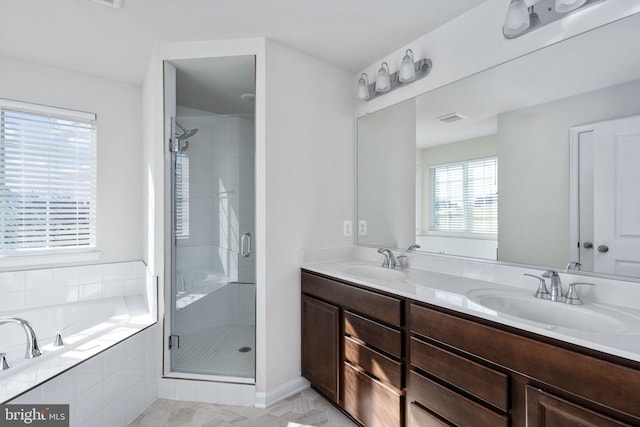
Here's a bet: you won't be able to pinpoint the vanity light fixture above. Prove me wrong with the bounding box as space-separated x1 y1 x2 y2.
503 0 606 39
375 62 391 92
357 54 433 101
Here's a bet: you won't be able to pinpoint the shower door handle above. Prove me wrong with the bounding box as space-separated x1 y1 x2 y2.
241 232 252 258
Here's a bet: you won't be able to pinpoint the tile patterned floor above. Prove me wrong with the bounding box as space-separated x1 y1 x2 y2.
128 387 357 427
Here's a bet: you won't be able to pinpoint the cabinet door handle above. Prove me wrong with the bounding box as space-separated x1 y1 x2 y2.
597 244 609 253
241 232 252 258
583 241 594 249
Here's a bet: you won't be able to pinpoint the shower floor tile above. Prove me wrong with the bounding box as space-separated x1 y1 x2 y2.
173 324 255 378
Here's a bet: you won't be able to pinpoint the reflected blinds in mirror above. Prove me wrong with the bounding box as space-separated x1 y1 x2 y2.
175 151 189 239
430 157 497 234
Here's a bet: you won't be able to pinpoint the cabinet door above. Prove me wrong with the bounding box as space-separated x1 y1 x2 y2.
301 295 340 403
526 386 633 427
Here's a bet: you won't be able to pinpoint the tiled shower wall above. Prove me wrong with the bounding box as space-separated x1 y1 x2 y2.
174 106 255 285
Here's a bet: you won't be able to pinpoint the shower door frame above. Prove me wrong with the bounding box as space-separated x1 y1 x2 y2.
161 58 257 385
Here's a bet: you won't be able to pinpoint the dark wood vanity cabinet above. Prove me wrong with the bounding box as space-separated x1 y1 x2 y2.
410 302 640 427
301 270 404 427
301 269 640 427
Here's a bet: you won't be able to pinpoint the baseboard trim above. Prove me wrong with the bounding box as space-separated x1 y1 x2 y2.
254 377 310 408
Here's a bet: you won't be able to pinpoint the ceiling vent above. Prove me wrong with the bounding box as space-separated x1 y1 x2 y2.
435 112 467 123
90 0 124 8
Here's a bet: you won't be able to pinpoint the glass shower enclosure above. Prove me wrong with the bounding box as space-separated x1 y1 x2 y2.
164 56 256 381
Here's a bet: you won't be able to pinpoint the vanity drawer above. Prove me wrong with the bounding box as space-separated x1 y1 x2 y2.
345 335 402 389
409 403 454 427
410 371 508 427
344 361 402 427
301 270 402 326
411 337 508 411
345 311 402 358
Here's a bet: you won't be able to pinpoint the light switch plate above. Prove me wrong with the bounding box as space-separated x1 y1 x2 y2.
343 220 353 237
358 220 367 236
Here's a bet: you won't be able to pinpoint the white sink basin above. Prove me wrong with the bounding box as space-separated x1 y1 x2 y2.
466 289 640 334
337 264 404 281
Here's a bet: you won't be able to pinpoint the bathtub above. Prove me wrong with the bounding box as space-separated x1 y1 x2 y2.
0 295 155 403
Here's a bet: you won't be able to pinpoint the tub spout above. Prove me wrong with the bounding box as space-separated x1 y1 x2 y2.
0 317 42 359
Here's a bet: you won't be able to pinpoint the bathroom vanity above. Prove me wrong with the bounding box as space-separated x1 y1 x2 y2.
301 265 640 427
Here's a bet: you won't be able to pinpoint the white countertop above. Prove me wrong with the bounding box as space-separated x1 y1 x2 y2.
302 257 640 364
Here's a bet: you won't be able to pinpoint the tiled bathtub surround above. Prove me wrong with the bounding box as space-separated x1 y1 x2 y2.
0 260 158 425
0 261 150 312
8 324 159 427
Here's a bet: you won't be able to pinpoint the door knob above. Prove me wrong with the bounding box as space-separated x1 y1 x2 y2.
597 244 609 253
583 241 593 249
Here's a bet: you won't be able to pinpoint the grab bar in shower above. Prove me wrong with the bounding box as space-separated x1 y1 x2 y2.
241 232 252 258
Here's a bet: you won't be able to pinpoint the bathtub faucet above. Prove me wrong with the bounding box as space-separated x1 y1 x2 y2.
0 317 42 359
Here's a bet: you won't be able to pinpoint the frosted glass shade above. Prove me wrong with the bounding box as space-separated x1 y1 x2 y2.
399 50 416 83
375 62 390 93
503 0 530 38
356 74 370 100
555 0 588 13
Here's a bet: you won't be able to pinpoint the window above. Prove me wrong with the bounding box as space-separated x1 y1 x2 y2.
430 157 497 234
0 99 97 254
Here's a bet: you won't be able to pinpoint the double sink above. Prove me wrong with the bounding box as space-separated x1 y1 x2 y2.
335 263 640 336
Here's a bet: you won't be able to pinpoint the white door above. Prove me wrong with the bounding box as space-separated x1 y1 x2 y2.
590 115 640 277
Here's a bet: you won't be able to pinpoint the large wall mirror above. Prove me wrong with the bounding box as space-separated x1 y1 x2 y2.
357 12 640 279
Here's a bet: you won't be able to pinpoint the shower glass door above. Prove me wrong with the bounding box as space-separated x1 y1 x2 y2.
166 56 256 381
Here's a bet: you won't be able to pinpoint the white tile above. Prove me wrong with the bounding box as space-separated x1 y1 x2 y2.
77 265 102 285
102 280 125 298
102 394 126 427
0 271 26 291
42 370 76 403
102 345 126 376
195 381 219 403
157 378 176 399
53 267 80 287
217 382 242 405
125 331 145 363
75 383 103 426
79 412 103 427
75 355 103 395
52 286 79 304
9 386 43 404
125 379 145 423
125 278 144 296
25 269 54 290
79 283 102 300
175 380 198 401
101 262 130 282
126 354 145 387
26 289 53 307
0 291 25 311
102 366 125 406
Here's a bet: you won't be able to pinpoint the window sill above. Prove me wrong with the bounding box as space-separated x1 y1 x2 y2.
0 251 103 269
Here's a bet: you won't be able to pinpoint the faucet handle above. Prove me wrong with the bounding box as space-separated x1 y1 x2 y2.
564 282 594 305
524 274 550 299
0 353 9 370
395 255 407 270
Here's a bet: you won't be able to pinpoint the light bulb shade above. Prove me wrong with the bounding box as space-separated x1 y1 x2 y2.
555 0 588 13
523 0 541 6
356 73 370 100
399 49 416 83
503 0 530 37
375 62 391 93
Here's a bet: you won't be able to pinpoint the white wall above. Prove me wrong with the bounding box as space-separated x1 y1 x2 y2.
355 0 640 118
0 55 143 266
357 99 416 248
263 39 354 398
499 78 640 267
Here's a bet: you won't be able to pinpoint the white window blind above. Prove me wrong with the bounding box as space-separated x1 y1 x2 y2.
0 99 97 253
430 157 497 234
175 151 189 239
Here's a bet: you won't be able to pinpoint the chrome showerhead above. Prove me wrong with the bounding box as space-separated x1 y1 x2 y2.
175 121 199 141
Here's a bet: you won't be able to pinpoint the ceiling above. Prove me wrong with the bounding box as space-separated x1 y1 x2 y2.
0 0 486 85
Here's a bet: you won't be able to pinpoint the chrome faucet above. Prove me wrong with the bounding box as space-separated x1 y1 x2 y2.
377 248 397 269
407 244 421 252
0 317 42 359
565 261 581 271
542 270 564 302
